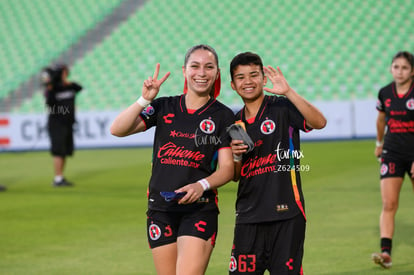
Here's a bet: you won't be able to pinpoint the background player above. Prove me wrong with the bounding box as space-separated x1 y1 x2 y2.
227 52 326 274
43 64 82 187
110 44 234 275
371 51 414 269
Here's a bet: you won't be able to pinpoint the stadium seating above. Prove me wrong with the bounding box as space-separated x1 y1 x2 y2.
0 0 123 100
6 0 414 113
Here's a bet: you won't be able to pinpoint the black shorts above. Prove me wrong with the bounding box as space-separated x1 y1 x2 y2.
229 215 306 275
380 155 413 179
48 119 74 157
146 209 218 249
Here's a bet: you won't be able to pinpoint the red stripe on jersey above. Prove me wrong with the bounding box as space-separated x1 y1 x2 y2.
392 81 414 99
180 95 185 112
199 99 216 115
296 200 306 220
213 189 219 211
139 114 149 130
257 97 270 120
291 166 307 220
303 120 312 132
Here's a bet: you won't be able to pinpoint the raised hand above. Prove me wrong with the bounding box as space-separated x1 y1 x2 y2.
142 63 170 101
263 65 291 96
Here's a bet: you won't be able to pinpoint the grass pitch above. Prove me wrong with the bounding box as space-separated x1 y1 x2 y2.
1 140 413 274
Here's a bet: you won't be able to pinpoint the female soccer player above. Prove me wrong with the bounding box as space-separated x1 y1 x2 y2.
110 44 234 275
372 51 414 269
227 52 326 274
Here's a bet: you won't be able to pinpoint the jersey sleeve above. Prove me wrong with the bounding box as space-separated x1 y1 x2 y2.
68 82 83 93
286 99 312 132
376 89 385 112
139 97 162 130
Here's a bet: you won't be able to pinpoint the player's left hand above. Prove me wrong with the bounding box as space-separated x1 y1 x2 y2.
410 161 414 179
263 66 291 96
175 182 204 204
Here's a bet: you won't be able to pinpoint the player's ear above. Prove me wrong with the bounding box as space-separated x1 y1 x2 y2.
231 81 236 91
182 65 186 77
263 75 267 86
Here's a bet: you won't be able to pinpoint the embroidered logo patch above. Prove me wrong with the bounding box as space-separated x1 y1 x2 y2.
229 256 237 272
200 119 215 134
143 105 155 116
148 224 161 241
380 163 388 176
276 204 289 212
406 98 414 110
260 119 275 134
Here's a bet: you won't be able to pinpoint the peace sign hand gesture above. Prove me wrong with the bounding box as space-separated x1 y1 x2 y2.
263 66 291 96
142 63 170 101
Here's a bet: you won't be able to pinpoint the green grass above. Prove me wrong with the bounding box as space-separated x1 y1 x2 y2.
1 140 413 274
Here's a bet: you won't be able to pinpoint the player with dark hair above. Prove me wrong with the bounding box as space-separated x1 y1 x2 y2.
371 51 414 269
44 64 82 187
110 44 234 275
227 52 326 274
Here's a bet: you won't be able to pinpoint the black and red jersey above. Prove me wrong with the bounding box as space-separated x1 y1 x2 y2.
376 81 414 160
140 95 234 212
234 95 311 224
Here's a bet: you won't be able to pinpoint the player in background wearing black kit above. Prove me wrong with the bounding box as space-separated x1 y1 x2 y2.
110 45 234 275
371 51 414 269
43 64 82 187
227 52 326 275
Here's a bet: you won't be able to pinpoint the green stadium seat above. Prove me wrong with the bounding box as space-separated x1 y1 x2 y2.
8 0 414 113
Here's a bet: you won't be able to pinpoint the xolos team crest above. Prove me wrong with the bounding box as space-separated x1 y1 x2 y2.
261 119 276 134
199 119 215 134
406 98 414 110
148 223 161 241
229 256 237 272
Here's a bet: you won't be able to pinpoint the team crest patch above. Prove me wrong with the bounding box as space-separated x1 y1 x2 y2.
199 119 215 134
380 163 388 176
149 224 161 241
261 119 276 134
406 98 414 110
376 99 382 110
229 256 237 272
143 105 155 116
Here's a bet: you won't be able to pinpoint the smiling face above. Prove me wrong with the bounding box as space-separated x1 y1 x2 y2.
182 49 219 96
231 64 267 102
391 56 414 86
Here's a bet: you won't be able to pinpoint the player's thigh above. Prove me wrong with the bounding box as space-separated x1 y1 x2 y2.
147 211 180 274
175 210 218 275
380 177 404 207
151 243 177 275
176 235 214 275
